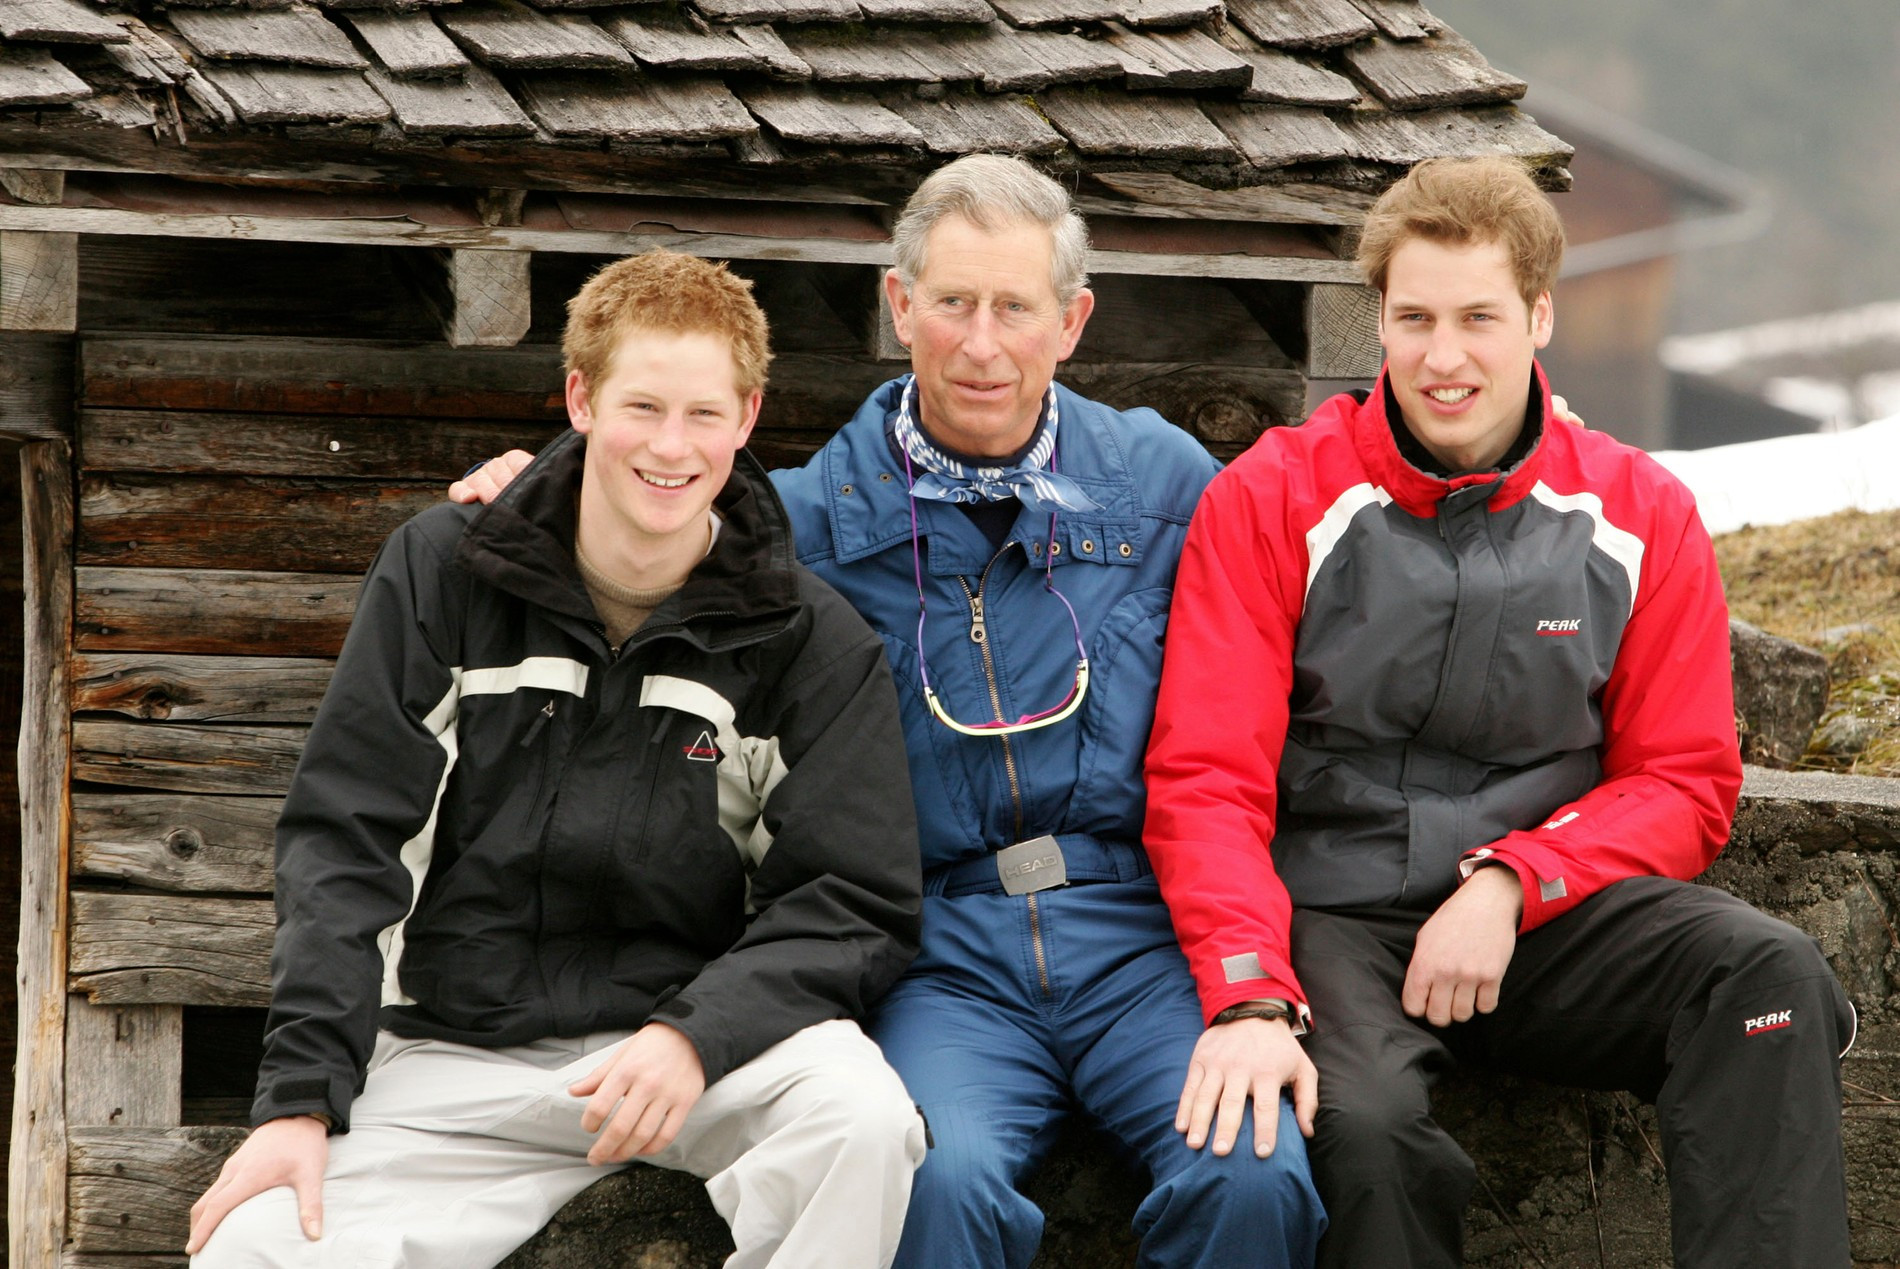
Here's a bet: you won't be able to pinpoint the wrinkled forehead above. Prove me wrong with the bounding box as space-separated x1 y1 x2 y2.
915 213 1063 299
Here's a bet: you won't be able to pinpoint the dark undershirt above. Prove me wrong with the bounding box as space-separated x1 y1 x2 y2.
1383 377 1544 478
886 414 1040 553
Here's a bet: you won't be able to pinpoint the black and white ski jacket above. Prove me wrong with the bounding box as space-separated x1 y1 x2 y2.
252 431 922 1132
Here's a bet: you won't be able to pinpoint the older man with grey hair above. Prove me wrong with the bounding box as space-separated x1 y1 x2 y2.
456 154 1325 1267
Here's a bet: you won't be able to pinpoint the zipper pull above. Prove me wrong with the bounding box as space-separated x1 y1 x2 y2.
519 700 556 749
968 593 987 644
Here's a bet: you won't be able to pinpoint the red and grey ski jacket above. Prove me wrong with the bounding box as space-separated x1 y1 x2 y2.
1144 366 1743 1022
253 432 921 1132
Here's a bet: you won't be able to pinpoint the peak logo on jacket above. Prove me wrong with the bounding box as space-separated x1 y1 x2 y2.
682 730 721 762
1744 1009 1793 1037
1536 618 1583 636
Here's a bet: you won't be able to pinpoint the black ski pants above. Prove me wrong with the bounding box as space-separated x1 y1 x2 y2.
1294 876 1853 1269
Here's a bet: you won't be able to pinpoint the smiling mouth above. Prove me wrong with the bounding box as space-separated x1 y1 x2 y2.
1427 387 1476 404
639 471 694 489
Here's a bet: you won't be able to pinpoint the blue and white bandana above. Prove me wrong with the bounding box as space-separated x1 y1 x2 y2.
892 376 1099 513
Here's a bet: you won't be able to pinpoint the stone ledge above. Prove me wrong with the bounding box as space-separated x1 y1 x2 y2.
501 770 1900 1268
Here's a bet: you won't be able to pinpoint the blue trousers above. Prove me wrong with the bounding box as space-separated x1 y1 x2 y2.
871 878 1325 1269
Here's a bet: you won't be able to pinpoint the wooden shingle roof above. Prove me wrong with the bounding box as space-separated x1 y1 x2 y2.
0 0 1571 213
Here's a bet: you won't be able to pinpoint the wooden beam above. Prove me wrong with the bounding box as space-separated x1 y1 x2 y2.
0 331 74 439
808 266 909 364
74 653 334 723
11 439 75 1269
67 1127 246 1254
65 1000 183 1128
1058 362 1306 444
73 720 307 797
0 168 65 205
69 894 274 1008
76 567 359 657
73 792 280 894
1 229 78 332
427 248 533 349
1305 281 1383 379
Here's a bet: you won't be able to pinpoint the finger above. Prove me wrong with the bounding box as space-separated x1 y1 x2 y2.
1293 1059 1319 1139
1400 960 1429 1018
638 1103 690 1158
1210 1081 1250 1157
291 1155 324 1242
1175 1062 1205 1134
567 1053 612 1102
591 1091 660 1166
1253 1082 1281 1158
1425 977 1456 1028
184 1183 242 1255
1185 1067 1224 1149
1449 977 1478 1024
447 478 477 504
1476 973 1503 1016
502 449 534 477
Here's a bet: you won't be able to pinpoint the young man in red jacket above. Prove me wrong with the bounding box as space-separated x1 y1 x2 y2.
1144 157 1854 1268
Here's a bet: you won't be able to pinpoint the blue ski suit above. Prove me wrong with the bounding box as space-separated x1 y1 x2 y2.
774 378 1325 1268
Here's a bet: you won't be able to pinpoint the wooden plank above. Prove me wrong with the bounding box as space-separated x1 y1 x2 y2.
65 1255 188 1268
880 91 1065 156
1079 274 1297 367
78 473 437 572
729 25 812 80
1116 0 1221 28
1 168 67 204
0 45 92 107
364 62 535 136
118 16 239 127
11 440 75 1269
1060 362 1305 442
70 894 275 1009
986 0 1119 24
931 25 1123 92
75 567 359 657
694 0 861 25
342 10 470 78
437 0 635 70
80 336 567 421
1347 0 1441 40
67 1127 248 1254
1340 32 1525 109
1340 105 1570 168
1 230 79 332
739 85 925 148
1202 102 1356 170
0 0 128 44
74 653 334 725
1036 88 1237 160
777 29 945 83
1306 281 1382 379
195 64 390 126
1103 25 1251 89
167 6 366 69
440 248 534 348
517 72 756 141
1219 38 1361 106
73 793 281 894
599 12 780 73
79 408 559 479
0 331 75 439
855 0 994 19
72 719 307 797
65 1000 183 1129
1227 0 1374 48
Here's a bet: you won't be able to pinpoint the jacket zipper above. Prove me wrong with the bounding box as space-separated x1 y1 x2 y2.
957 555 1051 1000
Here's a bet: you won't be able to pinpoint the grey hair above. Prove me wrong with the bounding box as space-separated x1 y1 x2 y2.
890 154 1091 306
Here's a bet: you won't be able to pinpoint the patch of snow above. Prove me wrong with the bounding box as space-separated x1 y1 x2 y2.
1648 416 1900 534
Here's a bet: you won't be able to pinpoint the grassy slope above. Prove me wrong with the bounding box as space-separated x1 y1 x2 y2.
1715 507 1900 776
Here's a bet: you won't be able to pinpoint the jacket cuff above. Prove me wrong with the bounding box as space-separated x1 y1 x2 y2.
1460 844 1561 931
251 1071 356 1134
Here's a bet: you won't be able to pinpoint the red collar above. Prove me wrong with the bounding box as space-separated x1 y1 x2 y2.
1348 362 1554 517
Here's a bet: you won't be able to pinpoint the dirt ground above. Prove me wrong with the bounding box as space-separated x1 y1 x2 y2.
1716 507 1900 776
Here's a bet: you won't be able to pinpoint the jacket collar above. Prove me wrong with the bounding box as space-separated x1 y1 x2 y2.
456 429 800 643
824 377 1146 574
1349 361 1554 517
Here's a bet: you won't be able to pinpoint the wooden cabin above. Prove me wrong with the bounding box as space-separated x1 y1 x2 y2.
0 0 1570 1262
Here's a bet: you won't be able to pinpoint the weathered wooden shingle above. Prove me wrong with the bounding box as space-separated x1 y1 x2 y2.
1105 24 1251 89
76 92 159 129
880 89 1065 154
1342 32 1524 109
1116 0 1222 28
1202 101 1353 169
0 0 128 45
168 6 368 70
1037 87 1235 159
438 0 635 69
1221 38 1359 105
730 25 813 78
197 63 389 124
855 0 994 22
1227 0 1375 49
779 28 947 83
364 61 534 133
600 12 765 72
0 46 93 107
343 11 470 78
518 71 757 140
739 84 924 147
931 24 1122 92
1347 0 1442 40
692 0 862 25
1340 105 1568 167
986 0 1120 27
115 16 238 124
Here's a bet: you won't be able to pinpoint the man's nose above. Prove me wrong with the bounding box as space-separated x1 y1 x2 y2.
961 305 1001 361
1423 325 1465 375
649 413 693 457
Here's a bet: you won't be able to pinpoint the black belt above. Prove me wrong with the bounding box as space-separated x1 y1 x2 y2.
925 834 1152 899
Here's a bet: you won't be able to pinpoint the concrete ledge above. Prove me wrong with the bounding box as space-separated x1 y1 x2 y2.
502 770 1900 1268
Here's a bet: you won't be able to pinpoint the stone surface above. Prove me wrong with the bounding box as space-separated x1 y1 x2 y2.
1731 617 1831 767
504 769 1900 1266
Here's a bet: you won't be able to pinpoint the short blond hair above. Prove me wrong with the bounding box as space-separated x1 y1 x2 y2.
562 250 771 396
1358 157 1565 308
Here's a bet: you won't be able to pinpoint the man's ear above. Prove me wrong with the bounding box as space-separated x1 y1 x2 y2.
1532 291 1554 349
737 389 762 448
1055 287 1096 362
882 269 915 349
565 369 593 435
